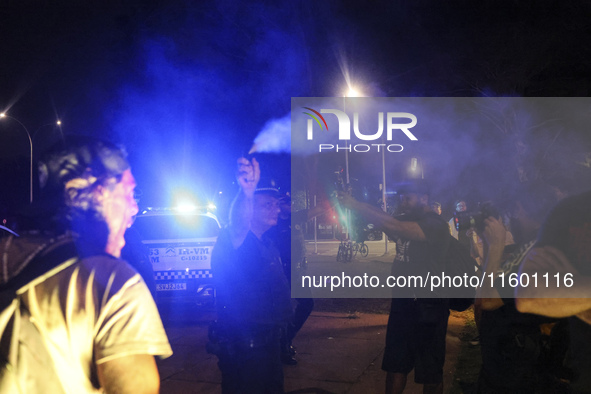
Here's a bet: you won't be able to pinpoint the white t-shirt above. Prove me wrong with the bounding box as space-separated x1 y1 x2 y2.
3 255 172 393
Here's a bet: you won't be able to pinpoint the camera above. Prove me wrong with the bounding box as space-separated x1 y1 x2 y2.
453 201 500 232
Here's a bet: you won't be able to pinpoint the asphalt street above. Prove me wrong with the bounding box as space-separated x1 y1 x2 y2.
156 307 465 394
155 240 467 393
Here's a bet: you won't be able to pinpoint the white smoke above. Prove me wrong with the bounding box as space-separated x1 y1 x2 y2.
249 113 291 154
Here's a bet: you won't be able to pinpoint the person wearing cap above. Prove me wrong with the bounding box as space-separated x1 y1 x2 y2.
337 180 450 394
0 137 172 393
449 199 473 249
210 157 292 393
431 201 442 216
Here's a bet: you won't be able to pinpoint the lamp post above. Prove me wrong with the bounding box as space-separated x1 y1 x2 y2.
342 86 364 182
381 136 389 254
342 86 389 253
342 86 363 240
0 113 33 203
342 86 363 184
32 120 64 146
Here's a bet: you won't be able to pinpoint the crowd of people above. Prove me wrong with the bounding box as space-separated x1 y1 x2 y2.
1 139 589 394
207 155 590 394
337 181 590 394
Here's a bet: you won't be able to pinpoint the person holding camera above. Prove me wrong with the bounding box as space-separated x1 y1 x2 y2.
338 180 450 394
475 190 569 393
461 204 515 347
210 158 293 393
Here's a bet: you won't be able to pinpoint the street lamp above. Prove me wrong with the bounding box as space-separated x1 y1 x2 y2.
342 85 389 253
0 113 33 203
33 120 65 146
342 85 363 240
380 135 389 254
408 157 424 179
342 84 364 186
345 86 361 98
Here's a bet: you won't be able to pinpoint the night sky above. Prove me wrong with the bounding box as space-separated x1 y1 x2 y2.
2 1 591 217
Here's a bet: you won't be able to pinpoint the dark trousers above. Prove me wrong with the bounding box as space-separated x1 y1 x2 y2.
218 339 284 394
286 297 314 343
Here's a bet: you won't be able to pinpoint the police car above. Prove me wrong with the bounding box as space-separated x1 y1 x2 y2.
132 206 221 303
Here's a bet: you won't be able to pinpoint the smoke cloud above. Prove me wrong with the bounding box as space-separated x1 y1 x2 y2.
292 97 591 211
249 114 291 154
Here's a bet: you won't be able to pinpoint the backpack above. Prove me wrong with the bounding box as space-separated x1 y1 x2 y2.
443 235 479 311
0 239 77 393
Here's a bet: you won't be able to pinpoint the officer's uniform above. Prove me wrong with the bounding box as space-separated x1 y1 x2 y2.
210 229 292 393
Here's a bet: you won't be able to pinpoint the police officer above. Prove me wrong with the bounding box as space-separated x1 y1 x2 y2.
210 158 292 393
266 192 316 365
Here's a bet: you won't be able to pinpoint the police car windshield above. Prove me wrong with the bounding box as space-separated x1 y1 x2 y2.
133 214 220 240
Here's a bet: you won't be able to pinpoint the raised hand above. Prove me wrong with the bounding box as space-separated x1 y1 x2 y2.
236 157 260 197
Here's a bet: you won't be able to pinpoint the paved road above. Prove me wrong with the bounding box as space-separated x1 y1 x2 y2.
157 306 466 394
156 240 468 393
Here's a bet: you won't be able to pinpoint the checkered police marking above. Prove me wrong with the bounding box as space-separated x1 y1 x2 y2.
155 270 212 280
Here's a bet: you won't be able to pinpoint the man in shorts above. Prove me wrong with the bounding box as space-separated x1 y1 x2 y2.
338 180 450 394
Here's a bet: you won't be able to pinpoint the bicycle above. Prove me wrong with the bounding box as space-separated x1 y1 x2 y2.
352 240 369 258
337 238 353 262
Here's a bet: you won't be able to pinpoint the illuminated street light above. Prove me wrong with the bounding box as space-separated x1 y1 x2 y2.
33 119 65 145
345 86 362 98
342 84 389 253
408 157 424 179
342 85 364 240
0 113 33 203
342 86 363 186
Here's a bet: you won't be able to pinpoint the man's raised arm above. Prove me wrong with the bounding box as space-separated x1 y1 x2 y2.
336 191 427 241
228 157 260 248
